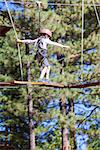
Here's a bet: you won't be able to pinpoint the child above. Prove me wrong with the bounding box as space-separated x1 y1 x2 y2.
17 28 70 82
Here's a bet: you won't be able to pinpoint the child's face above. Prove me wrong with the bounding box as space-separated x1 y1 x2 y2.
45 34 50 39
41 34 50 39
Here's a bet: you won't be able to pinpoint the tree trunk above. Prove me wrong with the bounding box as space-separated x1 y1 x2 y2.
69 98 77 150
27 48 35 150
62 127 71 150
5 126 8 146
60 97 71 150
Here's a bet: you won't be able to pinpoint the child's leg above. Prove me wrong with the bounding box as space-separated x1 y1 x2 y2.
40 57 50 80
40 66 47 79
46 66 50 80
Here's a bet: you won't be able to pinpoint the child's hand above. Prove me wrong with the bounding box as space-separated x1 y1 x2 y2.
63 45 70 49
17 39 22 43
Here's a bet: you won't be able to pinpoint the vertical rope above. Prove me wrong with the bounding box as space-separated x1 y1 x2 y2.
36 1 42 32
4 0 23 80
81 0 84 81
92 0 100 26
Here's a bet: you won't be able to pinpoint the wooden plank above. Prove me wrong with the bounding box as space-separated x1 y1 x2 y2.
0 82 15 86
14 80 64 88
14 80 100 88
66 81 100 88
0 81 100 88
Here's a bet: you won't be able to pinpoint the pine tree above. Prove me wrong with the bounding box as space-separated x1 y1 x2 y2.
0 0 99 150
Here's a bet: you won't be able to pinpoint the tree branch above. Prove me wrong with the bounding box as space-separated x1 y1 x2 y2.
78 106 99 127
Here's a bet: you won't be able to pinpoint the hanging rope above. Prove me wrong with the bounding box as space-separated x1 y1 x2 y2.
36 1 42 32
4 0 23 80
92 0 100 26
81 0 84 81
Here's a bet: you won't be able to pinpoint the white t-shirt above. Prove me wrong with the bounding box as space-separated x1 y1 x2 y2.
22 36 64 50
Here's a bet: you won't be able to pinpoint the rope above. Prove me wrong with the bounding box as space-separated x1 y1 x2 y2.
4 0 23 80
2 1 100 6
92 0 100 26
36 1 42 32
81 0 84 81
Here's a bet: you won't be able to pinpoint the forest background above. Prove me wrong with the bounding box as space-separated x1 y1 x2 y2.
0 0 100 150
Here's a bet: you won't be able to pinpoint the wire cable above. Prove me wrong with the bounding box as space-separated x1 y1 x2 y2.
4 0 23 80
2 1 100 6
92 0 100 26
36 1 42 32
81 0 84 81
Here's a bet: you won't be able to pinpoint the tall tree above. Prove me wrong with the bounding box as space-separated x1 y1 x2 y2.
0 0 99 150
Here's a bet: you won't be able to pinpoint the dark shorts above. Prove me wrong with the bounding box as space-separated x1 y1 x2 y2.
35 49 49 67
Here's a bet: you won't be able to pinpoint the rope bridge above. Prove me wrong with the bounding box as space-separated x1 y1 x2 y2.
0 81 100 89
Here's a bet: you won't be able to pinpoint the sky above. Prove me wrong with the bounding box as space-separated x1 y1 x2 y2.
0 0 24 11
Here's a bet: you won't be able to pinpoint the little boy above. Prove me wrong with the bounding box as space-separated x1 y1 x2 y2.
17 28 70 82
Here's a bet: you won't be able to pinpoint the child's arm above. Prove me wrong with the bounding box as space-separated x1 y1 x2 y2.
46 39 70 49
17 38 38 44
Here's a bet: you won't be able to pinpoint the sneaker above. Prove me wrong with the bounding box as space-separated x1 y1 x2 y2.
38 79 46 82
45 79 51 83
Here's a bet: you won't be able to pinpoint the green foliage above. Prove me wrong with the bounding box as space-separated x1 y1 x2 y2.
0 0 99 149
87 139 100 150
